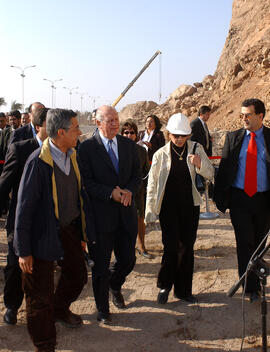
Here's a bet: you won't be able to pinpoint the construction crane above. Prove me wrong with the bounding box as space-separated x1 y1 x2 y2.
111 50 162 107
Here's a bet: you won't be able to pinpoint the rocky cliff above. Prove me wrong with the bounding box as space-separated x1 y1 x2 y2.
119 0 270 131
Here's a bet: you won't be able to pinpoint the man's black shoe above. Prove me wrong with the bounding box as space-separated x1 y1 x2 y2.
97 312 111 325
249 291 260 303
174 294 198 303
3 309 18 325
111 289 126 309
157 289 170 304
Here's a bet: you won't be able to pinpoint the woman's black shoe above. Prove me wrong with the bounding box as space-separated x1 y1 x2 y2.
157 289 170 304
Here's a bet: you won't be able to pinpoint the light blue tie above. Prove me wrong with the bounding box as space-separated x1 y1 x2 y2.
108 140 119 173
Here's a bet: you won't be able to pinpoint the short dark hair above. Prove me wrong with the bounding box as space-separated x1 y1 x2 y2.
121 119 138 141
28 101 44 113
32 108 49 128
8 110 21 119
198 106 211 116
46 109 77 138
21 112 29 117
0 112 5 118
146 114 162 131
242 98 266 118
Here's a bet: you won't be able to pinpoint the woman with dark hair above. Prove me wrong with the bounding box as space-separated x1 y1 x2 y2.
121 119 154 259
145 113 214 304
138 115 165 161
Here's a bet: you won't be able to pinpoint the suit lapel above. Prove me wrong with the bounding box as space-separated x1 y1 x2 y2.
116 135 126 179
95 131 118 174
233 129 246 157
263 127 270 176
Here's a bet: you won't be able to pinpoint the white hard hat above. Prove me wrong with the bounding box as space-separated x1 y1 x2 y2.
166 113 191 135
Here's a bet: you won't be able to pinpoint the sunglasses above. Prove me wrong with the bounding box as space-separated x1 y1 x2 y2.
239 113 255 119
123 130 135 135
171 134 188 138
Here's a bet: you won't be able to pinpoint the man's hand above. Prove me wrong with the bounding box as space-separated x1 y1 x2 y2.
112 186 123 203
120 189 132 207
189 154 201 169
19 256 33 274
112 186 132 206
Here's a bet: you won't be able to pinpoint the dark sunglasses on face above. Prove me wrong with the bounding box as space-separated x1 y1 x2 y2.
172 134 187 138
123 130 135 135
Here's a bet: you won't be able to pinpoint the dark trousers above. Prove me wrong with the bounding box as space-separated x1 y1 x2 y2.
22 223 87 352
4 232 24 310
90 224 137 314
4 231 24 310
230 188 270 293
158 202 200 297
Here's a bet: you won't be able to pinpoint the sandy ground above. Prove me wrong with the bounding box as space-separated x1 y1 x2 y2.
0 200 270 352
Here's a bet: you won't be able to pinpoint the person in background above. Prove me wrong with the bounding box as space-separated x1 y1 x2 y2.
21 112 30 126
190 105 212 156
0 110 22 173
138 114 165 161
0 108 48 325
214 98 270 303
0 112 9 131
14 109 88 352
10 102 45 143
121 119 154 259
145 113 214 304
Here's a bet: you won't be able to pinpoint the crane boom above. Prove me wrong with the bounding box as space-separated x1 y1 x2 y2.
111 50 162 107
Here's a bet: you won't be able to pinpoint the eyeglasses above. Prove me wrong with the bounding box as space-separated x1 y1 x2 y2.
123 131 135 135
171 134 188 138
239 113 255 119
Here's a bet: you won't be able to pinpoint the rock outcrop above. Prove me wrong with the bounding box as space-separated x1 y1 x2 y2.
119 0 270 131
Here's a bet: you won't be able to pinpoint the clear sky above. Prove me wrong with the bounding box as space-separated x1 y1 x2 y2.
0 0 232 112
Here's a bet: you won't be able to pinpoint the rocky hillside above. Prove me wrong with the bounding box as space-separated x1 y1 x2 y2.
119 0 270 131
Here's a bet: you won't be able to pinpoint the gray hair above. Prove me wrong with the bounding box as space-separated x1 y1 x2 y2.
95 106 117 122
46 109 77 138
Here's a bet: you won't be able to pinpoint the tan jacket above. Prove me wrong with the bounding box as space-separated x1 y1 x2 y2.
145 140 214 223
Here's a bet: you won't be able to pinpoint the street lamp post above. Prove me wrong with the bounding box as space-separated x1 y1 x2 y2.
63 86 79 109
10 65 36 111
89 96 100 110
76 92 88 112
43 78 63 108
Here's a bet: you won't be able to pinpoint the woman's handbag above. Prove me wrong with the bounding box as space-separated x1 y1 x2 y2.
192 142 206 193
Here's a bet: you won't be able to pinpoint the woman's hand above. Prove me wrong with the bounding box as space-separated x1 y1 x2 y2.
188 154 201 169
143 141 152 149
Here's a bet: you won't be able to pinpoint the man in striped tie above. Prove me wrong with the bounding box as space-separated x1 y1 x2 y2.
214 99 270 303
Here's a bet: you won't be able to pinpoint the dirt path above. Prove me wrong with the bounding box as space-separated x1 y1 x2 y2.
0 201 269 351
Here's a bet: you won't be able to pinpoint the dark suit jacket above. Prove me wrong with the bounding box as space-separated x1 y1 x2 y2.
190 117 212 156
0 138 39 232
78 131 141 233
138 129 165 161
9 123 33 144
0 127 14 174
214 126 270 213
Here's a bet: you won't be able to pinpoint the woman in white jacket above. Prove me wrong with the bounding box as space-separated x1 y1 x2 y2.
145 113 214 304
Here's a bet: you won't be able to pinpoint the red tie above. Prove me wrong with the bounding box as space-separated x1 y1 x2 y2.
244 132 257 197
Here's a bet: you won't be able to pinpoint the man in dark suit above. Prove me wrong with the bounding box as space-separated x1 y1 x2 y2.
214 98 270 303
0 110 21 175
78 105 141 324
0 108 48 325
10 101 45 144
0 112 9 131
190 105 212 156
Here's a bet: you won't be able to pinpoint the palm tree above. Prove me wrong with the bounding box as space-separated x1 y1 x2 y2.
10 100 23 111
0 97 7 108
